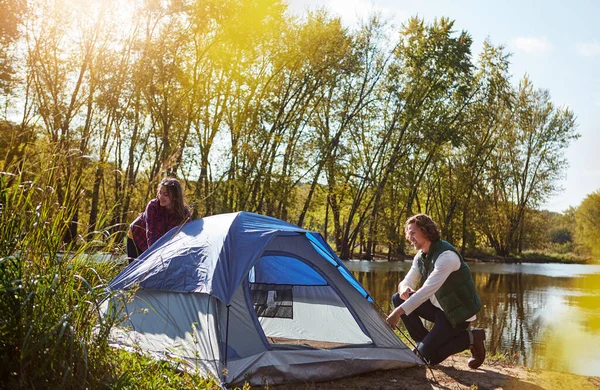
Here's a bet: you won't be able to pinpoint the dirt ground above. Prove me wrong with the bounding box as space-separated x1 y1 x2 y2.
266 355 600 390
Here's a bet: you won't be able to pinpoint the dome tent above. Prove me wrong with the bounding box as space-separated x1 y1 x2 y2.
102 212 419 386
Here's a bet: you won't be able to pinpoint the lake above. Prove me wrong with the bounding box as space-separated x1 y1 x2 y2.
344 260 600 377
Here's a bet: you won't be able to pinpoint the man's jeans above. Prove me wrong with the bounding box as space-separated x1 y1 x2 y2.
392 292 470 365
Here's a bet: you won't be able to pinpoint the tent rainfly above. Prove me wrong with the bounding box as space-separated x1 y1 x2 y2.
101 211 419 386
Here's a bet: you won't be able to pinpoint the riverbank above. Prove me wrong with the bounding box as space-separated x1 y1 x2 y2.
370 251 591 264
269 355 600 390
466 252 590 264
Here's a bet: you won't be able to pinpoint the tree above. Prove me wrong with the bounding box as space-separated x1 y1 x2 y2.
0 0 26 92
477 77 579 256
26 0 116 242
431 40 513 253
298 14 389 254
575 191 600 258
372 17 473 259
0 0 584 262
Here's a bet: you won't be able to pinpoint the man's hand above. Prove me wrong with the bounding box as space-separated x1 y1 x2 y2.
399 287 415 300
386 307 405 328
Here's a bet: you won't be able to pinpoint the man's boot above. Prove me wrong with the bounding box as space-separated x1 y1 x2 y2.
468 328 486 369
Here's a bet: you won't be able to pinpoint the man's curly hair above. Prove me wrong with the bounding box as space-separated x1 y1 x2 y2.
405 214 441 242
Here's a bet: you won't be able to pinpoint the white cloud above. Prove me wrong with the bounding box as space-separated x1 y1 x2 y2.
511 36 552 54
575 41 600 57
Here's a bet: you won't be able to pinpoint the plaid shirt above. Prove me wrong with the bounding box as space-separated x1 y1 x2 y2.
130 199 188 254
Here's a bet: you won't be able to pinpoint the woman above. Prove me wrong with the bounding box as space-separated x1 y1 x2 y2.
127 177 190 262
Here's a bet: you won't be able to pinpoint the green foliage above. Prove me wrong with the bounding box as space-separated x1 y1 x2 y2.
109 350 224 390
550 229 571 244
0 0 581 260
575 190 600 259
0 0 26 92
524 209 576 254
514 250 586 264
473 77 579 256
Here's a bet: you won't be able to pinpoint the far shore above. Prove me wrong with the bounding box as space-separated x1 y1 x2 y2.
464 255 590 264
361 252 592 264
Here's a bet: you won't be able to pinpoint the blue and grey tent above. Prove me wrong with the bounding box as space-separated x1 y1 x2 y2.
101 212 418 386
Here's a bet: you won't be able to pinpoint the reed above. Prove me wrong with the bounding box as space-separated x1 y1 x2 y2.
0 167 218 389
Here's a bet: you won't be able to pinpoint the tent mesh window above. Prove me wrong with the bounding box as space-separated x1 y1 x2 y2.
250 283 293 319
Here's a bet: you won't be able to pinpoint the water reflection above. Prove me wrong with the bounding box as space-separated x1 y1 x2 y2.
345 260 600 376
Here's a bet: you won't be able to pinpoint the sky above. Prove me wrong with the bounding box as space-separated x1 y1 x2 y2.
288 0 600 213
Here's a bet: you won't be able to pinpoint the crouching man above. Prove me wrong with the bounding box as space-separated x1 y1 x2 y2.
386 214 486 369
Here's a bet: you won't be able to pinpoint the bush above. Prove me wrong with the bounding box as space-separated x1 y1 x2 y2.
550 228 572 244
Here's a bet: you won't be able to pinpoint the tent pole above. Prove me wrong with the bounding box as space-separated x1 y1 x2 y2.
223 304 231 384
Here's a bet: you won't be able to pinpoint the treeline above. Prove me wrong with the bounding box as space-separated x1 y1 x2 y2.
0 0 579 258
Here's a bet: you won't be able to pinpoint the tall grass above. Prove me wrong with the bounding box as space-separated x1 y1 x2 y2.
0 168 223 389
0 169 122 388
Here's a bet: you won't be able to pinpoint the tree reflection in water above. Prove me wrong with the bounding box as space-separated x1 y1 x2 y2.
346 260 600 376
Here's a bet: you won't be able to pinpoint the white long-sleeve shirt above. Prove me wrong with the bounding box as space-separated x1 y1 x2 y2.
399 250 476 321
